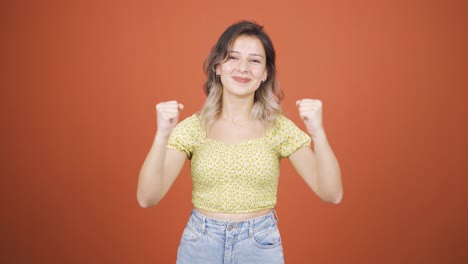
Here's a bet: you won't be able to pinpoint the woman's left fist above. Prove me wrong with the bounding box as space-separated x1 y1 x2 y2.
296 99 324 136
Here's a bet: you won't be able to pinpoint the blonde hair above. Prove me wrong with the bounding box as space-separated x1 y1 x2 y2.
200 20 284 130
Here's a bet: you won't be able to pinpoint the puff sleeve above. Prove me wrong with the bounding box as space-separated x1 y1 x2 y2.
272 115 311 158
167 114 201 159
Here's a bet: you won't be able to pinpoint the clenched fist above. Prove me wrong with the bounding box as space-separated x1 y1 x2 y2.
296 99 324 137
156 101 184 138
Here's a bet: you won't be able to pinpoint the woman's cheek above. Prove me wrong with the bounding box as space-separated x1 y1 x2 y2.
223 62 236 74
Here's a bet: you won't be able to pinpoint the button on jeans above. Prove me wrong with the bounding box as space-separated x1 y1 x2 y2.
176 209 284 264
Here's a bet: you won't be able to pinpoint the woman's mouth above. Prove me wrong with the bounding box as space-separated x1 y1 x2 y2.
233 76 251 83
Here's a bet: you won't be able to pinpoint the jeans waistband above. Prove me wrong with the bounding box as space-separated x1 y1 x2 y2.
191 209 278 227
189 209 279 237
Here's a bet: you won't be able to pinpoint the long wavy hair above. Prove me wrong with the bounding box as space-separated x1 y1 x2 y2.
199 20 284 130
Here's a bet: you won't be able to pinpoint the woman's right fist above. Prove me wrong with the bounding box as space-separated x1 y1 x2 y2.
155 101 184 137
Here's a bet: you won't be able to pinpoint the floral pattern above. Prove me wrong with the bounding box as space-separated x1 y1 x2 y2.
168 114 311 213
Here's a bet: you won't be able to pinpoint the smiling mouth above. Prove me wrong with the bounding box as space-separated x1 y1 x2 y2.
233 77 251 83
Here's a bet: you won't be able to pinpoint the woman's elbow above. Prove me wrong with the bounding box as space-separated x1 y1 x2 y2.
321 191 343 205
137 193 160 208
138 200 156 208
331 191 343 204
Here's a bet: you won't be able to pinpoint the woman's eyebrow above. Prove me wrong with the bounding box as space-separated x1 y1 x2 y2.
229 50 264 58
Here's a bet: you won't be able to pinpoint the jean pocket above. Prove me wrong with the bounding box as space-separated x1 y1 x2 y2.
181 222 203 242
250 224 282 249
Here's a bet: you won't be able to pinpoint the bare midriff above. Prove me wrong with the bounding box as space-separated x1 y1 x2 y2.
195 208 273 221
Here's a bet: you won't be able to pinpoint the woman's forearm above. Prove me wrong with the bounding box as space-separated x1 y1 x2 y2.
137 133 169 207
311 130 343 204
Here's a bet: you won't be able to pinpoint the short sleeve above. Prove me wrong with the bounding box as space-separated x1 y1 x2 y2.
272 115 311 158
167 114 201 159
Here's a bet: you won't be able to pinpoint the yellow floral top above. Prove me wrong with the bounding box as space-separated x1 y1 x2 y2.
167 114 311 213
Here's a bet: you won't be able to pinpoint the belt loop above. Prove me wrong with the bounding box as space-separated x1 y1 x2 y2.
272 209 279 222
248 219 254 237
201 217 206 234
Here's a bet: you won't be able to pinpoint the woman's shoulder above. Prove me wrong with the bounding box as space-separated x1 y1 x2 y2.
174 113 203 133
178 113 200 125
269 114 307 137
182 113 199 121
272 114 296 129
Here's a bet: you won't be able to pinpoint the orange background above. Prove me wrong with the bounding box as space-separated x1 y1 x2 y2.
2 0 467 263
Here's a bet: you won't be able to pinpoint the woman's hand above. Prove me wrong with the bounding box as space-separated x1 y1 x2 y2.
296 99 324 138
156 101 184 138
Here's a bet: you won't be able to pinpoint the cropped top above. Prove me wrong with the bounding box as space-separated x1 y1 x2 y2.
167 114 311 213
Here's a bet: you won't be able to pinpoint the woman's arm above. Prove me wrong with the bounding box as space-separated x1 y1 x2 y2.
137 101 186 208
289 99 343 204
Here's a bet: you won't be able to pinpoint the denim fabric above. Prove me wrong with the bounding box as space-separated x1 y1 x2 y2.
176 209 284 264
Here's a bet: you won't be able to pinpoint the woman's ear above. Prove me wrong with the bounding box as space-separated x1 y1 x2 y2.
262 69 268 82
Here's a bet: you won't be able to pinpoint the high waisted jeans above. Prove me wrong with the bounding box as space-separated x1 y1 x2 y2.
176 209 284 264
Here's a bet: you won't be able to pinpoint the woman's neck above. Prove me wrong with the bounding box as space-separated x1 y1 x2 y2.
220 96 254 123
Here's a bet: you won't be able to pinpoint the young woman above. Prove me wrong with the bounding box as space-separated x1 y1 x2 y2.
137 20 343 264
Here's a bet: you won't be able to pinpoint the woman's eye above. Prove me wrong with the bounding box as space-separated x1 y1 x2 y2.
251 59 261 63
228 56 238 60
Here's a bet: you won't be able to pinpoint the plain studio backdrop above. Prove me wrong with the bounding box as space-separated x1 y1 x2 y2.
1 0 467 263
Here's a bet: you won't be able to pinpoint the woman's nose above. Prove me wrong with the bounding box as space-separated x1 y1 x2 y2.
237 59 249 72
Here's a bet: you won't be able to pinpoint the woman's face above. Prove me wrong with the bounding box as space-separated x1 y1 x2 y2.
216 35 268 99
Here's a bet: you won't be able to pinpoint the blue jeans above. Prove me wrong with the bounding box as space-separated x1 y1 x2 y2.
176 209 284 264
